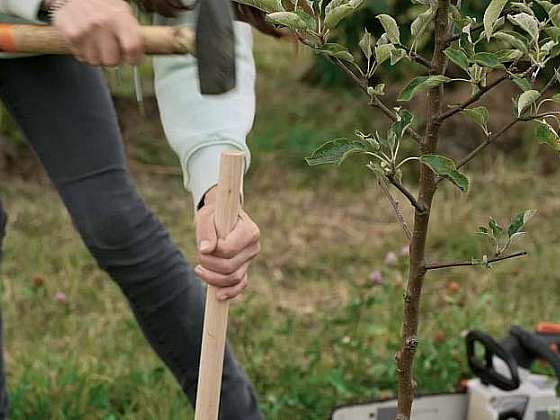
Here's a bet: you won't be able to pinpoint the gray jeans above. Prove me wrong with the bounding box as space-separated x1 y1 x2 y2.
0 55 262 420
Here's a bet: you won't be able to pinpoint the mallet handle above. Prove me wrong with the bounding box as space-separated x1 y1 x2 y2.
0 24 194 55
195 152 244 420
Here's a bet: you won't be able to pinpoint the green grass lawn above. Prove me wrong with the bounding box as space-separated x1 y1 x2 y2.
1 35 559 419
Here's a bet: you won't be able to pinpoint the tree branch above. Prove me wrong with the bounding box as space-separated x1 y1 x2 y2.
327 57 424 144
387 174 427 214
455 70 559 171
378 177 413 241
436 74 509 121
425 251 528 270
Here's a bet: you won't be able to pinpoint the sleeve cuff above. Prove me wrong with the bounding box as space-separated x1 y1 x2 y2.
4 0 43 21
185 143 250 210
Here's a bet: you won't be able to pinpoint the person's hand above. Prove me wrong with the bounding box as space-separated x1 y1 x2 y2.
52 0 144 66
195 186 261 301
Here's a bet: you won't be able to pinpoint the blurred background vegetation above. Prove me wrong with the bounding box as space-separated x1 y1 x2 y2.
0 4 559 418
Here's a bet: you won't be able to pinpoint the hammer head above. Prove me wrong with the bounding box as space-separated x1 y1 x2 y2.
196 0 237 95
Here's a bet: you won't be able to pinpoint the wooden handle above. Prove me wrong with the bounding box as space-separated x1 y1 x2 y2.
195 152 244 420
0 24 194 55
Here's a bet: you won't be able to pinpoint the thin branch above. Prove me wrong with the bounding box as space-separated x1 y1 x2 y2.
326 57 424 144
454 70 559 171
378 177 412 241
456 118 519 170
437 74 509 121
425 251 528 271
387 174 427 214
409 50 432 69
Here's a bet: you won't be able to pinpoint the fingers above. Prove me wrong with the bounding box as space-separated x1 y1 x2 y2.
194 261 250 289
116 15 144 66
54 0 144 67
216 275 248 301
213 211 261 259
198 242 260 275
196 204 218 255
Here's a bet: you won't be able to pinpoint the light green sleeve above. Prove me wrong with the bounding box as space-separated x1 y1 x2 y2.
0 0 42 21
153 10 256 209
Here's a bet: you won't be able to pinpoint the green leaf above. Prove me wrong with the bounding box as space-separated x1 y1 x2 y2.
324 4 354 29
508 13 540 43
317 43 355 62
517 89 540 116
305 139 368 166
376 14 400 44
267 12 309 30
462 106 490 136
474 52 505 69
551 93 560 104
397 75 451 102
411 7 435 40
537 0 554 13
508 210 537 237
234 0 284 13
419 154 470 192
484 0 509 40
444 47 470 72
494 31 529 53
323 0 365 30
550 5 560 28
535 120 560 151
488 218 503 237
390 109 414 140
495 49 524 63
390 48 407 65
512 77 531 91
375 44 395 66
359 30 374 60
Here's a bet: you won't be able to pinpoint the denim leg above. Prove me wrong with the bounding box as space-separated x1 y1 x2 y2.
0 203 9 419
0 55 261 419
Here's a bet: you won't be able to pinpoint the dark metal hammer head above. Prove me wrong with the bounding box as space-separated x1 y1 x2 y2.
196 0 237 95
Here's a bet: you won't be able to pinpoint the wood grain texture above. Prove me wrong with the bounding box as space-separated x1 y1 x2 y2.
195 152 244 420
3 25 194 55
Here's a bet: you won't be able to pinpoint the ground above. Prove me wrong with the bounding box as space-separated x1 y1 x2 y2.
0 34 559 419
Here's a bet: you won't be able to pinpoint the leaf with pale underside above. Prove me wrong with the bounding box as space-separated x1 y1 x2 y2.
235 0 284 13
376 14 400 44
305 139 368 166
359 30 374 60
536 120 560 151
419 154 470 192
550 5 560 27
317 43 355 63
411 7 434 40
484 0 509 40
267 12 310 30
398 75 451 102
517 89 540 116
508 210 537 237
462 107 490 136
508 13 540 43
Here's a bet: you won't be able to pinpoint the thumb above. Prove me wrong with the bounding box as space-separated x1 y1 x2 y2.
196 206 218 254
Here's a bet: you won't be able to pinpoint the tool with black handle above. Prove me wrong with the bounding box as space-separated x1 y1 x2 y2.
466 325 560 391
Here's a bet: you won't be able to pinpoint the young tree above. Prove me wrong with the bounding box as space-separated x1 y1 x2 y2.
238 0 560 418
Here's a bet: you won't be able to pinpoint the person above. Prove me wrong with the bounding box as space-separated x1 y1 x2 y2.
0 0 274 418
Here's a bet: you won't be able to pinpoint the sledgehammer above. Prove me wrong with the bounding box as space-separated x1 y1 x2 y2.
0 0 236 95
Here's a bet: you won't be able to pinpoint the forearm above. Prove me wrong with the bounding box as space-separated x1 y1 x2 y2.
153 13 256 209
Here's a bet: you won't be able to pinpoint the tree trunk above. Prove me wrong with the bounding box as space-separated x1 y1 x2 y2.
395 0 450 418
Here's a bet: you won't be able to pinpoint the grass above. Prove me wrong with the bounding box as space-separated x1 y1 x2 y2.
1 34 559 419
